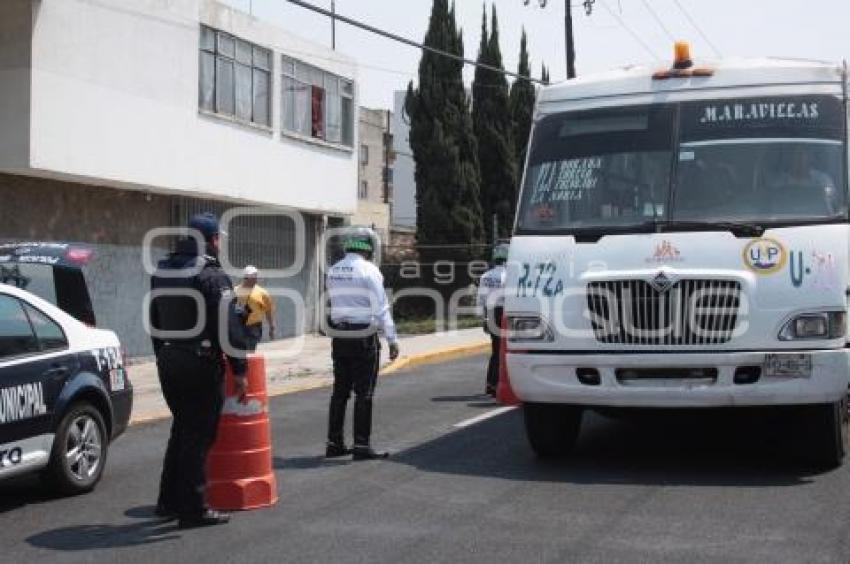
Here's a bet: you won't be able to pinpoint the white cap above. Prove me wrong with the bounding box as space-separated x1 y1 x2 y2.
244 265 259 277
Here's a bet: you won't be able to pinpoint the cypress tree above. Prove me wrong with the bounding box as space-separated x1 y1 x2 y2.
471 4 517 242
509 29 536 178
405 0 484 251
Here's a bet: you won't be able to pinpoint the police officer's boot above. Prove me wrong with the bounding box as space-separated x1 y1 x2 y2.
352 396 388 460
178 509 231 529
326 442 352 458
353 446 389 460
326 397 351 458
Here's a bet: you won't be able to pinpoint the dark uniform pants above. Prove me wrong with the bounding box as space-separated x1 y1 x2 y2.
156 345 224 516
328 334 380 448
486 306 504 393
245 323 263 352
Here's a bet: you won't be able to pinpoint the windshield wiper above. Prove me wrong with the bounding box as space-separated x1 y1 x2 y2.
570 221 660 243
664 221 765 238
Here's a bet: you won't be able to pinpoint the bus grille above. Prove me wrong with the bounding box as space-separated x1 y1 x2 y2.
586 279 742 345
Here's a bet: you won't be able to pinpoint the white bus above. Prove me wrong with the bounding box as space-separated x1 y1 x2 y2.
505 44 850 466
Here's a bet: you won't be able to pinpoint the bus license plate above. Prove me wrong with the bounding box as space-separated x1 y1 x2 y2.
764 354 812 378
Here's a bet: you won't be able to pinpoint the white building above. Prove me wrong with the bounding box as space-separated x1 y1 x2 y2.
0 0 360 355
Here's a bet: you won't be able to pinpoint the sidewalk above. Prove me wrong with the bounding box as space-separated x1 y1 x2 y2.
128 328 490 424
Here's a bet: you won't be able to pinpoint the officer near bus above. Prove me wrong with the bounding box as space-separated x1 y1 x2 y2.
148 212 248 528
478 242 509 396
325 230 399 460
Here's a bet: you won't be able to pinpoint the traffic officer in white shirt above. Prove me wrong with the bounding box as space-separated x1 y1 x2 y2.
325 232 399 460
478 242 509 396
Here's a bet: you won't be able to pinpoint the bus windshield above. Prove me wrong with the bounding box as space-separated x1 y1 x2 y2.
517 95 847 234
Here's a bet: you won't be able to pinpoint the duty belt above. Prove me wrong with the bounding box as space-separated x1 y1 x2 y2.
162 340 218 356
332 321 374 332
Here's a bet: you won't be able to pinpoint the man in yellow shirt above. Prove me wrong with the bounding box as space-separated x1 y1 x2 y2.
235 265 276 352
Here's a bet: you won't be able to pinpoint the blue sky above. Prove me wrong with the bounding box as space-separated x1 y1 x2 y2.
221 0 850 109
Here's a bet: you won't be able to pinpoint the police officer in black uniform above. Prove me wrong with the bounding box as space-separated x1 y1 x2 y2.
149 212 248 528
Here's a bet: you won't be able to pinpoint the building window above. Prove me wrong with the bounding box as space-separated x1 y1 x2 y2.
360 144 369 165
282 56 354 146
199 26 271 127
341 80 354 146
359 181 369 200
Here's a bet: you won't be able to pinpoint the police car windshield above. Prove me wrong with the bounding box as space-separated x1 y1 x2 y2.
516 95 847 234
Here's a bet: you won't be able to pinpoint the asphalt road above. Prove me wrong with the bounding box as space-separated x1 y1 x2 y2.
2 355 850 563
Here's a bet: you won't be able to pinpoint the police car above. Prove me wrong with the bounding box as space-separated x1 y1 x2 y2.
0 243 132 494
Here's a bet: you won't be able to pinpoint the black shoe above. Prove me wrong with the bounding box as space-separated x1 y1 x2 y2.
325 443 353 458
178 509 231 529
154 504 177 520
353 447 389 461
485 385 497 397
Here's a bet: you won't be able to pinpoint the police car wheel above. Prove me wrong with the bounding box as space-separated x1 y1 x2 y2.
523 402 582 459
44 403 108 495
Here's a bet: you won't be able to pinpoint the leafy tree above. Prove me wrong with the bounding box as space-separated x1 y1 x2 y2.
405 0 484 251
509 29 536 178
471 4 517 242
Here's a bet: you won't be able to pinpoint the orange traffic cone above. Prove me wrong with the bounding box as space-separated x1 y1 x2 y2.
207 355 278 511
496 315 521 406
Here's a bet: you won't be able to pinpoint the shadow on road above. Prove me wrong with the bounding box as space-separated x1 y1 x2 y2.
27 519 180 551
431 394 489 403
0 475 68 513
274 455 350 470
431 394 500 409
392 408 828 487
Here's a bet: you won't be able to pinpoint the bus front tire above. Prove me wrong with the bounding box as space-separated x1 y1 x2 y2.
523 402 583 459
810 397 849 469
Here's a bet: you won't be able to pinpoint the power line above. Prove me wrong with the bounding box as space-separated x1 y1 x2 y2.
278 44 526 91
283 0 544 85
672 0 722 58
598 0 661 62
640 0 676 42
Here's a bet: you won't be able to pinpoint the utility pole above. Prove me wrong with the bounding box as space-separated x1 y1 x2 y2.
564 0 575 79
523 0 593 79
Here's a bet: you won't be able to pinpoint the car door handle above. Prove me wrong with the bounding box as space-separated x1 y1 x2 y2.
44 365 70 378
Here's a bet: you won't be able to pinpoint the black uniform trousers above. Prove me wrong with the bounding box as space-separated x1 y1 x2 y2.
156 345 225 517
328 333 380 448
245 323 263 352
486 306 504 393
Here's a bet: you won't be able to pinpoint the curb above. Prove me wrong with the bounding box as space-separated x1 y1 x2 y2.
129 340 489 426
380 341 491 376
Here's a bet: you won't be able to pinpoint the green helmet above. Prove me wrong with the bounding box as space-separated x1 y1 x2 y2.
344 236 374 253
492 242 510 263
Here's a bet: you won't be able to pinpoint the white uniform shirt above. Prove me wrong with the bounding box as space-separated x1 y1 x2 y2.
327 253 397 343
477 265 506 318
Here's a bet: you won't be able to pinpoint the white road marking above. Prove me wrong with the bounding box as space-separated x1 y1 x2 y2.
453 406 517 429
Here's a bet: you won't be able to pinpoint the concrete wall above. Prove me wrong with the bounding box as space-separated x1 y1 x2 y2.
353 200 390 242
20 0 358 215
391 90 416 228
0 173 321 357
0 0 32 172
0 173 172 356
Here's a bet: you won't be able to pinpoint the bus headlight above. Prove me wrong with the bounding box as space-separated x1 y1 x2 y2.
509 316 554 342
778 311 846 340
